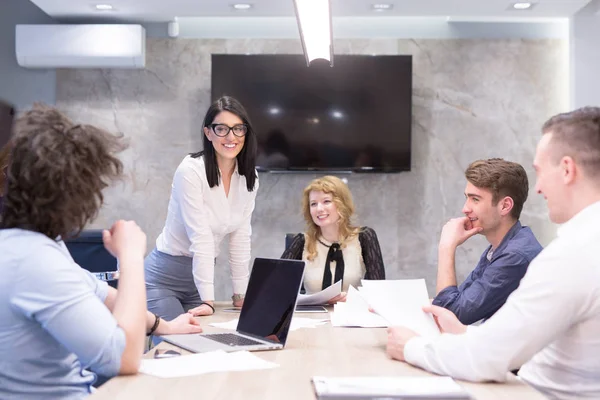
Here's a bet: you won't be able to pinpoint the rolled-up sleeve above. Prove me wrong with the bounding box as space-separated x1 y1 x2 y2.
433 251 529 325
10 245 126 377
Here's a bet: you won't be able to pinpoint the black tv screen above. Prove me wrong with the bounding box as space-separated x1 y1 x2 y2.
211 54 412 172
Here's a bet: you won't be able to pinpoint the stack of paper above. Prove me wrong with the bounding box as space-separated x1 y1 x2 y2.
140 350 278 378
297 280 342 305
210 317 329 331
312 376 471 399
330 286 388 328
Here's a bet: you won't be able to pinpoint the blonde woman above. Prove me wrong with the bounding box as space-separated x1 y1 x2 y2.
281 176 385 303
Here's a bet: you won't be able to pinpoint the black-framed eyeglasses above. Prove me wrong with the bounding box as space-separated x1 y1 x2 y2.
209 123 248 137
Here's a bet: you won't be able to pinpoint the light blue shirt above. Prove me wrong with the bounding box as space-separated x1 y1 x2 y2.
0 228 126 399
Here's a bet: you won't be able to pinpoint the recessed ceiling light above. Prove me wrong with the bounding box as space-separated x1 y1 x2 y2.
232 3 252 10
512 2 532 10
95 4 113 11
372 3 393 11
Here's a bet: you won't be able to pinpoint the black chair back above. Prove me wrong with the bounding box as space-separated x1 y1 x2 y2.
64 230 118 288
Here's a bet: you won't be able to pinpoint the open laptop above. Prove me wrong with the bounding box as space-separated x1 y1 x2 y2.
161 257 306 352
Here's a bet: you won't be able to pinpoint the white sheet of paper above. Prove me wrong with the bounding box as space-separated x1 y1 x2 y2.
330 286 389 328
210 317 329 331
312 376 470 398
139 350 278 378
297 280 342 305
360 279 440 338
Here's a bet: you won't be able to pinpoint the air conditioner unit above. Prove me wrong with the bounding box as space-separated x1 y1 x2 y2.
15 24 146 69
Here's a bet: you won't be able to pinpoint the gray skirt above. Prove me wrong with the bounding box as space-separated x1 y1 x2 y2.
144 248 203 321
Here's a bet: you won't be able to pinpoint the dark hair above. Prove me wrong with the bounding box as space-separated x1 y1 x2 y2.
542 106 600 179
191 96 257 191
0 104 128 239
0 141 11 196
465 158 529 220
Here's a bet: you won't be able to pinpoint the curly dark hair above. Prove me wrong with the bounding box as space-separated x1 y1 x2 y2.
0 141 11 195
0 104 128 239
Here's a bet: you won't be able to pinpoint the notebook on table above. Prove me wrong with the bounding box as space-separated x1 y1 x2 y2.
161 257 306 352
312 376 472 399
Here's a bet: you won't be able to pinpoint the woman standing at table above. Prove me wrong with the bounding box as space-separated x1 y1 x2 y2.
145 96 259 320
281 176 385 303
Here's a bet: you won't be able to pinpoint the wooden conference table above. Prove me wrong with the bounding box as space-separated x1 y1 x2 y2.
90 303 546 400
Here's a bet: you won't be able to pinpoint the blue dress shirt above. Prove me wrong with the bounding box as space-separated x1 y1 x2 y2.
0 228 126 399
433 221 542 325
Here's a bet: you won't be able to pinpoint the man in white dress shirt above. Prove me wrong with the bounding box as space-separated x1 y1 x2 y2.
386 106 600 400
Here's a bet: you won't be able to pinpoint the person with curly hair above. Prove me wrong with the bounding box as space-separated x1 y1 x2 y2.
0 104 203 399
281 176 385 303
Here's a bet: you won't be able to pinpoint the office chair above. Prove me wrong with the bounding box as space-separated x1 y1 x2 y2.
285 233 297 251
285 233 306 294
64 230 119 288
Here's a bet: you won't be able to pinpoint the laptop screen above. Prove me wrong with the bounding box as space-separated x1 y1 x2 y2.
237 258 305 345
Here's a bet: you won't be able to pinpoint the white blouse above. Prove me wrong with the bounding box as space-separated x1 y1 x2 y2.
156 155 258 301
302 235 366 294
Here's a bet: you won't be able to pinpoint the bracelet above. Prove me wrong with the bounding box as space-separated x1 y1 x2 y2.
232 293 245 302
147 313 161 336
200 302 215 313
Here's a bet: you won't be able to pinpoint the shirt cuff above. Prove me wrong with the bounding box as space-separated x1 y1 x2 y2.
95 277 109 302
197 283 214 302
232 278 249 296
404 336 431 369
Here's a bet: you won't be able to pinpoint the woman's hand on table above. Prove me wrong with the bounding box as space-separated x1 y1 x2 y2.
155 313 203 335
187 302 215 316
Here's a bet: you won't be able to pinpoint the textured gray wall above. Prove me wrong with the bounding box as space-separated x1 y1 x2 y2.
56 38 568 299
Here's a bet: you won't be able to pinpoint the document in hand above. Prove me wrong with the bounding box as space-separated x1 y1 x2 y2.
312 376 472 399
297 279 342 306
359 279 440 338
331 286 389 328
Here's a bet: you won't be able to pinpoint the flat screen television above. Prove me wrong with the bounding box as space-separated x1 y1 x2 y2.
211 54 412 173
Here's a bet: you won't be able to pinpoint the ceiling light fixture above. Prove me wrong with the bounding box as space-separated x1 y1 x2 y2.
95 4 114 11
372 4 393 11
293 0 334 67
232 3 252 10
512 2 532 10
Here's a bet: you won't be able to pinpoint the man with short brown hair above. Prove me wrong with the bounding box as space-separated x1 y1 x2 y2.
433 158 543 325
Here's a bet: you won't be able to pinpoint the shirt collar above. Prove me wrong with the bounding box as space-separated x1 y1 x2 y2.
218 160 240 177
557 200 600 238
493 220 522 253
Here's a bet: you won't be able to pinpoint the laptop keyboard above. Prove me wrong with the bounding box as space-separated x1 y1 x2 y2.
204 333 264 347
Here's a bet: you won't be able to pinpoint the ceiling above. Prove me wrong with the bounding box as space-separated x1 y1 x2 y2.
29 0 592 22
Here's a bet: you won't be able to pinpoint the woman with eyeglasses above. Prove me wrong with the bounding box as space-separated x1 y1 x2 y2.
145 96 259 320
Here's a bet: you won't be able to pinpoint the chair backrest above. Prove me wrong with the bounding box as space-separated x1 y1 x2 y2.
285 233 306 294
285 233 297 251
64 230 118 287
